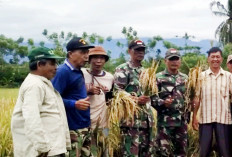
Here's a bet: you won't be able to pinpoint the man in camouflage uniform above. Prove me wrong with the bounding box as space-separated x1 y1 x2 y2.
114 39 155 157
151 48 188 156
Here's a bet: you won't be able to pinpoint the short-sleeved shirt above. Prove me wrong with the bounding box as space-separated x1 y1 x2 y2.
198 68 232 124
82 68 114 129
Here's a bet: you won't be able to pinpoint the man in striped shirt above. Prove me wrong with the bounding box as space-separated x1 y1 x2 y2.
192 47 232 157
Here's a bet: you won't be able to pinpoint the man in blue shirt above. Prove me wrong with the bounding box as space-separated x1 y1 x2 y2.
52 37 94 157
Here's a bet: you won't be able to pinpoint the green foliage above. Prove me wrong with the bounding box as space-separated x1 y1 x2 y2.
42 29 75 57
0 34 28 64
163 40 181 50
222 43 232 69
121 26 138 46
147 36 163 59
42 29 112 58
0 64 29 87
210 0 232 45
180 52 207 74
104 52 126 73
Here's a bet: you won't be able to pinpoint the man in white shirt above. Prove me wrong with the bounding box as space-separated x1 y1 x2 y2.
82 46 114 129
192 47 231 157
11 47 71 157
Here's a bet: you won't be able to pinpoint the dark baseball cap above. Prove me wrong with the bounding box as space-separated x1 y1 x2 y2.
128 39 146 49
66 37 94 51
165 48 181 59
28 47 64 62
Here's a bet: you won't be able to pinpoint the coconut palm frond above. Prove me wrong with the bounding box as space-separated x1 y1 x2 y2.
228 0 232 14
210 1 228 15
215 21 226 38
210 1 217 10
219 24 230 45
212 11 228 17
216 1 228 13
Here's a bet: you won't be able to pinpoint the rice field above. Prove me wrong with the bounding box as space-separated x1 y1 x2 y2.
0 88 18 157
0 88 219 157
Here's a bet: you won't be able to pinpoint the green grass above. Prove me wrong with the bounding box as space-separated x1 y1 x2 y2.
0 88 18 157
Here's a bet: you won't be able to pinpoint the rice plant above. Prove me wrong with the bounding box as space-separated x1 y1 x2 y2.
140 59 159 96
185 61 203 112
107 91 141 156
0 88 18 157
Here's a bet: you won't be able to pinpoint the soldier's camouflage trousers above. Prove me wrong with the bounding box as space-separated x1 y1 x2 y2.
120 127 156 157
69 128 93 157
155 123 187 157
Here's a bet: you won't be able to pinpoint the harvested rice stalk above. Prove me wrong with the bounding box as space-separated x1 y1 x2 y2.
185 61 203 112
140 59 159 96
107 91 141 156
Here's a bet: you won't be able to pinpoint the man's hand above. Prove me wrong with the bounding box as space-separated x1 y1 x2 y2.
163 96 173 108
75 97 90 110
192 116 199 131
100 85 109 93
137 95 150 105
88 85 101 95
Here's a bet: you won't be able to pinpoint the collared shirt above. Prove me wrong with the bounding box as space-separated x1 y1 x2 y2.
199 68 232 124
52 59 90 130
151 69 188 127
114 61 143 96
64 59 75 71
11 73 71 157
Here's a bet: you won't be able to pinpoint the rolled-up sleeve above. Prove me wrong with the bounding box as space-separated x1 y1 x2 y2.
114 68 128 91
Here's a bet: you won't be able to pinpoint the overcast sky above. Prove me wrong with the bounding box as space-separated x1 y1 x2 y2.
0 0 229 42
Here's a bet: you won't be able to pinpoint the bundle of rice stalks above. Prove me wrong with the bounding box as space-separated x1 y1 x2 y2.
107 91 141 157
91 120 108 157
140 59 159 96
185 61 203 111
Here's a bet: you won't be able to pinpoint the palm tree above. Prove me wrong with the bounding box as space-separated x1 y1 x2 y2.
210 0 232 45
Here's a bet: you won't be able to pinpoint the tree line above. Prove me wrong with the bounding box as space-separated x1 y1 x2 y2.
0 25 232 88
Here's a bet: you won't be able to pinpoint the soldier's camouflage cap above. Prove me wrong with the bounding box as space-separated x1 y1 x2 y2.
165 48 180 59
128 39 146 49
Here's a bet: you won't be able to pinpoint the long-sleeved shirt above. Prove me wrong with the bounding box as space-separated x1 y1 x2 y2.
151 69 188 127
114 61 154 129
52 59 90 130
11 73 71 157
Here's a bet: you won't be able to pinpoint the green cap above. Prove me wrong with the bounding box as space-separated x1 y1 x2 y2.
165 48 181 59
28 47 64 62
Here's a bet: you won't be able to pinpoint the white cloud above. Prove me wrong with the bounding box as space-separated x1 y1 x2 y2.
0 0 229 42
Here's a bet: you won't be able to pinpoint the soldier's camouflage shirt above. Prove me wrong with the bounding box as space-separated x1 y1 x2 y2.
114 61 154 129
151 69 188 127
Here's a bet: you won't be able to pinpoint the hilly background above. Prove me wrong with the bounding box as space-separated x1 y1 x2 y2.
99 37 218 59
4 37 219 62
